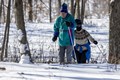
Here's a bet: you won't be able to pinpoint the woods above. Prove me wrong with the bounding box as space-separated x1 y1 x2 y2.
0 0 109 23
0 0 11 61
0 0 119 64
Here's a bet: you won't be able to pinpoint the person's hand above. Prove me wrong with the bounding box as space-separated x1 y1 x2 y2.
66 21 71 27
52 36 57 42
93 40 98 45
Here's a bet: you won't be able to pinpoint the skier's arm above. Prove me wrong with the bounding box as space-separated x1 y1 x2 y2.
53 18 59 37
88 35 95 43
65 14 76 29
52 18 60 42
85 30 98 44
70 15 76 29
53 24 59 37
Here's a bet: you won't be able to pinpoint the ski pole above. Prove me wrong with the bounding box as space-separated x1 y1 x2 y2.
68 27 77 63
96 45 104 55
96 44 107 63
68 27 73 45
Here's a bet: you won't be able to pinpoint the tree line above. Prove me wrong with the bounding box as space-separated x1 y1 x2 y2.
0 0 109 23
0 0 120 64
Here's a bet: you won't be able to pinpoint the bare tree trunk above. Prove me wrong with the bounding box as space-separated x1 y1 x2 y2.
2 0 5 23
86 0 91 18
34 0 38 21
73 2 76 17
108 0 111 14
76 0 80 19
11 0 14 22
0 0 5 22
4 0 11 58
23 0 27 20
71 0 74 16
0 0 11 61
80 0 87 24
58 0 61 16
0 0 3 23
49 0 52 23
15 0 32 62
58 0 61 9
109 0 120 64
28 0 33 22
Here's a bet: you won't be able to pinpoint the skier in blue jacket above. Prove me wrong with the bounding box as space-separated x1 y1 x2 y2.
74 19 98 63
52 3 76 64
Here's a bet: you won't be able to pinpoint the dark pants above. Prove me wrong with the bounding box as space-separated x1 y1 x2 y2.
74 47 87 63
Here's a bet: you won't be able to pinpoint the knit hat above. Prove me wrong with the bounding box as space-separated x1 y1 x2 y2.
60 3 68 13
75 19 82 25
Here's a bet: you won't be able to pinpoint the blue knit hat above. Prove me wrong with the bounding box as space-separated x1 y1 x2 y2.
60 3 68 13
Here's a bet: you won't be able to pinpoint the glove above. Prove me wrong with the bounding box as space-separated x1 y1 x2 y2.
66 21 71 27
93 40 98 45
52 36 57 42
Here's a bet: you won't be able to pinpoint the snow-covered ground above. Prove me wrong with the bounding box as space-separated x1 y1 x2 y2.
0 19 120 80
0 62 120 80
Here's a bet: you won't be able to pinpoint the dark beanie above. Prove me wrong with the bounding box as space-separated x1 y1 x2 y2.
75 19 82 25
60 3 68 13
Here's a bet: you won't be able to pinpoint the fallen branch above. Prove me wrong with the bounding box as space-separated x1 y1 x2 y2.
0 67 6 70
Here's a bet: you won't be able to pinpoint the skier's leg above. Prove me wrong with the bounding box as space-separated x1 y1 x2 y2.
81 50 87 63
59 46 65 64
72 50 75 60
86 46 91 63
66 46 73 64
74 47 82 63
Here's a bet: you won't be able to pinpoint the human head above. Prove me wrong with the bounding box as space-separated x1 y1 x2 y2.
60 3 68 18
75 19 82 25
60 3 68 13
75 19 82 31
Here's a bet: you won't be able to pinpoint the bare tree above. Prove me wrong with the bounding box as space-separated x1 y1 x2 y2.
108 0 111 14
23 0 27 19
0 0 6 22
28 0 33 22
0 0 11 61
80 0 87 23
58 0 61 16
85 0 91 18
58 0 61 9
1 0 5 23
49 0 52 22
73 1 77 17
4 0 11 58
76 0 80 19
109 0 120 64
15 0 32 63
33 0 38 21
0 0 3 23
71 0 74 16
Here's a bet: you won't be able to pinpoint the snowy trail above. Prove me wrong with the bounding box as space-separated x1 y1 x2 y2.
0 62 120 80
0 21 116 80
